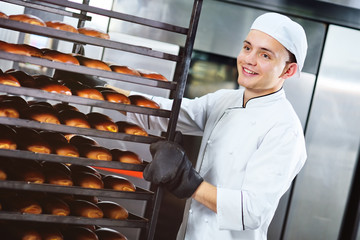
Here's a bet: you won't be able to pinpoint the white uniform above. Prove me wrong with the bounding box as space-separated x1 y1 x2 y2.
127 88 307 240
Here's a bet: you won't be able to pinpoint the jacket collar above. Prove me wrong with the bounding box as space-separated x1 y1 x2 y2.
241 88 286 108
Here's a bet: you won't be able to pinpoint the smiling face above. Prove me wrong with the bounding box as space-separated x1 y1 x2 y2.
237 29 297 102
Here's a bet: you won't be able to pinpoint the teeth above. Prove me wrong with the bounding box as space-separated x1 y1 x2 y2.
244 68 256 74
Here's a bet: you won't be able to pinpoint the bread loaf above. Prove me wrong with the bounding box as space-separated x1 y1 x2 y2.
77 144 112 161
63 226 99 240
0 124 17 150
75 55 111 71
110 65 141 76
94 227 128 240
78 27 110 39
9 14 46 26
0 72 21 87
15 127 51 154
102 175 136 192
46 20 78 33
129 95 160 109
70 199 104 218
138 69 168 81
116 121 148 136
96 201 128 220
21 104 60 125
42 49 80 65
41 195 70 216
58 109 91 128
73 171 104 189
110 149 143 164
87 112 118 132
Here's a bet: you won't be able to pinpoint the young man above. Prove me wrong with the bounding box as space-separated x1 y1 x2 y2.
127 12 308 240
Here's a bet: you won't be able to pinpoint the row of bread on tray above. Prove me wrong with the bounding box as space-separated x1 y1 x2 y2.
0 96 149 135
0 11 110 39
0 68 160 109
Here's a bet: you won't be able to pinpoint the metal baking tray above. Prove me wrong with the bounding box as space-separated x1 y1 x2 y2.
0 18 179 62
0 180 153 200
37 0 188 34
0 211 148 228
1 0 92 21
0 117 163 144
0 51 177 90
0 149 147 172
0 84 171 118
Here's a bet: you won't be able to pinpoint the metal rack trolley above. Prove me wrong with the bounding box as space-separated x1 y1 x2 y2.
0 0 203 239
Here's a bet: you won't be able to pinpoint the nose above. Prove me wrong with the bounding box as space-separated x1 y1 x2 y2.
244 51 257 65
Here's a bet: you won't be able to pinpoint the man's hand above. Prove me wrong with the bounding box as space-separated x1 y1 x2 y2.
143 140 203 199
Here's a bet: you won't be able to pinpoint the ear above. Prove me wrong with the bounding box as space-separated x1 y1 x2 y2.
280 62 298 79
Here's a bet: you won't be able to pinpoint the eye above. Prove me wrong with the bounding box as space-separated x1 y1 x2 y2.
243 45 251 51
261 53 270 59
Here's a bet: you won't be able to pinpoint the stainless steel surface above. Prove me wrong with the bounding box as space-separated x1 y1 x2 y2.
318 0 360 9
284 25 360 240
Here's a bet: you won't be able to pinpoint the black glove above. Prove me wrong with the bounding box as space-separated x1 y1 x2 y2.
143 140 203 199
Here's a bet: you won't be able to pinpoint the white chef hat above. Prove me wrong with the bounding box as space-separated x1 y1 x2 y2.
250 12 308 77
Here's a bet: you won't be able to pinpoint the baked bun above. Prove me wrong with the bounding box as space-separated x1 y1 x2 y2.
116 121 148 136
69 135 99 146
15 127 51 154
10 159 45 183
0 12 8 19
74 194 99 204
87 112 118 132
58 109 91 128
52 142 79 157
96 201 128 220
62 79 104 100
69 164 101 178
110 149 143 164
73 171 104 189
13 228 42 240
22 104 60 124
95 227 128 240
6 69 37 88
38 227 64 240
20 44 43 57
129 95 160 109
0 165 7 180
42 161 71 176
0 95 28 111
39 130 68 144
110 65 141 76
39 82 72 95
42 49 80 65
9 195 42 214
102 175 136 192
0 124 17 150
63 226 99 240
101 90 130 105
44 167 73 186
77 144 112 161
0 72 21 87
70 199 104 218
78 27 110 39
0 100 20 118
46 20 78 33
138 69 168 81
9 14 46 26
0 41 30 56
53 102 79 112
75 55 111 71
41 195 70 216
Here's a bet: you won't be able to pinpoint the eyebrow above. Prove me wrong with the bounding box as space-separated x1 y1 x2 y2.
243 40 275 55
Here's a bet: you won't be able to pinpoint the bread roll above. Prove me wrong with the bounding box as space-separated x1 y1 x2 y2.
116 121 148 136
87 112 118 132
44 168 73 186
70 199 104 218
69 164 102 179
6 69 37 88
111 149 142 164
61 79 105 100
73 171 104 189
58 109 91 128
63 226 99 240
96 201 128 220
0 12 8 19
53 102 79 112
9 195 42 214
0 41 30 56
101 90 130 105
39 130 68 144
78 27 110 39
102 175 136 192
9 14 46 26
77 144 112 161
20 44 43 57
69 135 99 146
15 228 42 240
0 166 7 180
138 69 168 81
11 162 45 183
74 194 99 204
129 95 160 109
42 49 80 65
15 127 51 154
0 95 29 114
0 101 20 118
41 195 70 216
95 227 128 240
52 142 80 157
42 161 71 176
110 65 141 76
39 82 72 95
22 104 60 125
75 55 111 71
27 100 53 108
0 72 21 87
0 124 17 150
46 20 78 33
39 227 64 240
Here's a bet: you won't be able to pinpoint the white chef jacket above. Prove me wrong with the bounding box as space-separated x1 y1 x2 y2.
127 88 307 240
